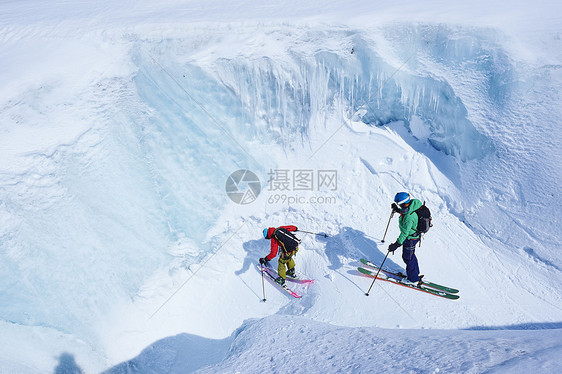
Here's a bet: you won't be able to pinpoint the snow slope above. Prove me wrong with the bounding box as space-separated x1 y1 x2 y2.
1 0 561 373
198 316 562 374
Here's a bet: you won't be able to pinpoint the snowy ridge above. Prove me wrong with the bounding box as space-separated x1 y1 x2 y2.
106 316 562 373
198 316 562 373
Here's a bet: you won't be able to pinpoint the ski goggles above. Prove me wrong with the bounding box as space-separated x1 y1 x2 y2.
393 201 410 210
394 196 411 206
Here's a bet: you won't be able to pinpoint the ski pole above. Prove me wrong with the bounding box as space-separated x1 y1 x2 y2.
260 263 266 302
381 210 395 243
297 230 328 238
365 250 390 296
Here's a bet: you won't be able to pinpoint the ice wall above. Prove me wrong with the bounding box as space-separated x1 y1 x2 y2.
131 46 265 246
0 41 268 342
214 30 496 161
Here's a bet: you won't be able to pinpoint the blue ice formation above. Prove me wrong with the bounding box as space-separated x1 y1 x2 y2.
214 27 502 161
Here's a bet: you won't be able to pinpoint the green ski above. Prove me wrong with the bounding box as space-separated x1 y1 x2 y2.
358 267 460 300
360 258 459 294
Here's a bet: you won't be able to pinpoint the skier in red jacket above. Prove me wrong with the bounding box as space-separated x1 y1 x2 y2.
259 225 300 286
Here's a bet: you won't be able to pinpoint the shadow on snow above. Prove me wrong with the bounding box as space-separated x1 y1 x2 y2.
54 353 83 374
103 333 232 374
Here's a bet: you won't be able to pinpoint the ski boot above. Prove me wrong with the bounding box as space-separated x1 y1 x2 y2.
286 268 296 279
398 273 424 287
275 276 286 286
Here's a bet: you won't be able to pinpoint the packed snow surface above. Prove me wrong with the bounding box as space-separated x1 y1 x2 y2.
1 0 561 373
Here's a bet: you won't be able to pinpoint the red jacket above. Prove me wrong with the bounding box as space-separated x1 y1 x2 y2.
264 225 298 261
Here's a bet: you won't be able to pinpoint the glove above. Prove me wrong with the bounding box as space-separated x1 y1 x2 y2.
388 241 401 253
259 257 269 265
391 203 400 213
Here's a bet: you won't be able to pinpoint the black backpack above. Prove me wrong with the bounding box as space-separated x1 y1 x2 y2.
414 203 432 235
273 228 300 256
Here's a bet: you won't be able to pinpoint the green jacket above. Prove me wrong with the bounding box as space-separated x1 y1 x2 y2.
397 198 422 244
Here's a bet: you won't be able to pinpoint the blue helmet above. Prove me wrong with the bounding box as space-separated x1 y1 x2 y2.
263 228 269 239
394 192 411 206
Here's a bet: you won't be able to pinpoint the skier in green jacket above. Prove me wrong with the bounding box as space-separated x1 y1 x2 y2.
388 192 424 286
